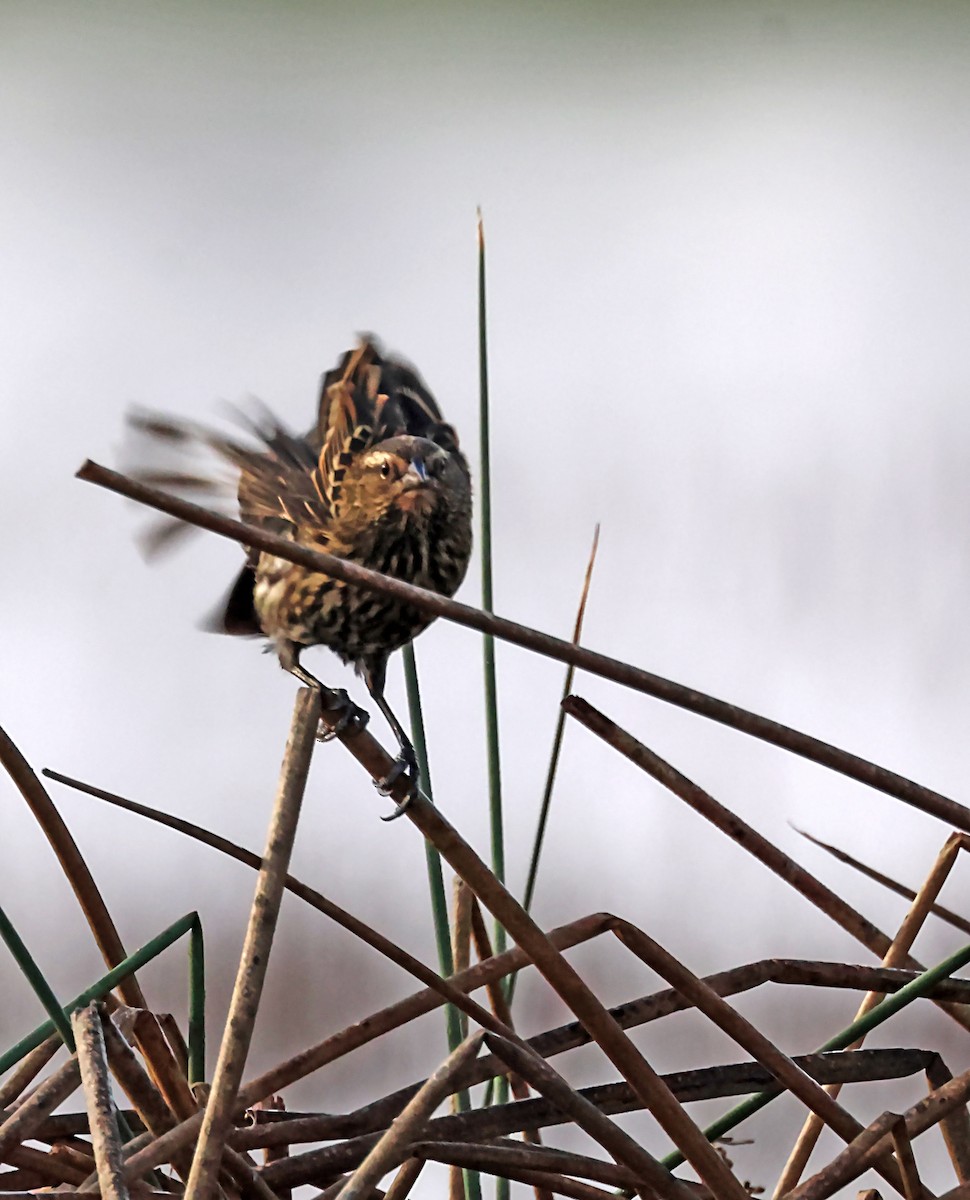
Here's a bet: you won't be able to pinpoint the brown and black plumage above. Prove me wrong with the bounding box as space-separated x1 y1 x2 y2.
133 338 472 811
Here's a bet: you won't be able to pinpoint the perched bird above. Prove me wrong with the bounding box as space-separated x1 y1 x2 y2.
132 338 473 815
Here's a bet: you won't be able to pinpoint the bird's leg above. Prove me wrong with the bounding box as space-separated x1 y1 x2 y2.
363 658 419 820
278 642 369 740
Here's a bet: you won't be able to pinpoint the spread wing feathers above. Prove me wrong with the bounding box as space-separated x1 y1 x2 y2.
314 342 382 518
127 406 328 560
126 338 461 557
312 337 463 515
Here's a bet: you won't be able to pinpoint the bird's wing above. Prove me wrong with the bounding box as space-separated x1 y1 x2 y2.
313 341 385 518
127 407 327 555
312 337 463 516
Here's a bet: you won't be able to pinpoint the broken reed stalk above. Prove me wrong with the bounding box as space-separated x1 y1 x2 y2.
924 1056 970 1184
71 1004 129 1200
786 1063 970 1200
775 833 968 1195
184 686 319 1200
75 459 970 834
795 825 970 937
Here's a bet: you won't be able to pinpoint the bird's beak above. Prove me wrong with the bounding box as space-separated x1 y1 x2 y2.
402 457 429 489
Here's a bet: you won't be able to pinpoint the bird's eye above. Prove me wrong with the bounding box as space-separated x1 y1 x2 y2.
379 461 392 480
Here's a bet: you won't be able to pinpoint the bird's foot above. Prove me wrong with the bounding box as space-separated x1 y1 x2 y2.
375 748 420 821
317 688 370 742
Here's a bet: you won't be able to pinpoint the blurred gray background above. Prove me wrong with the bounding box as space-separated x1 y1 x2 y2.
3 1 970 1193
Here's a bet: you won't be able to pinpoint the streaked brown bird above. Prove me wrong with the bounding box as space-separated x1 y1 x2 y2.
133 338 473 814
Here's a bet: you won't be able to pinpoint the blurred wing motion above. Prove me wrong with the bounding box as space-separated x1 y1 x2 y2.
130 336 461 551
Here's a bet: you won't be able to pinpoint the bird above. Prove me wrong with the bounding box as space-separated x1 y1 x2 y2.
131 338 473 816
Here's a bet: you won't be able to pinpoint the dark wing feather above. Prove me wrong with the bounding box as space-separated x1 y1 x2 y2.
127 407 328 557
310 336 462 517
128 337 460 556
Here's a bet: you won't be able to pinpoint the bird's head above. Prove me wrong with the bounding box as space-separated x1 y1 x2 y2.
340 435 470 524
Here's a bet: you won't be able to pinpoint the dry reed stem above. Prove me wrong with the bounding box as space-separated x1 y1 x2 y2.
118 917 605 1185
484 1032 690 1200
184 686 319 1200
468 900 550 1200
0 731 189 1148
364 961 970 1120
463 959 970 1098
260 1133 383 1191
251 1096 291 1200
2 1142 90 1185
76 460 970 834
72 1004 130 1200
468 898 518 1037
381 1156 424 1200
925 1057 970 1183
612 922 912 1197
564 696 970 1035
776 834 966 1194
0 1036 63 1109
102 1016 178 1139
0 1054 81 1157
157 1014 191 1080
414 1138 648 1189
447 883 472 1200
0 727 148 1009
788 1065 970 1199
890 1119 923 1200
220 1143 284 1200
242 1043 931 1148
231 913 598 1091
101 1012 200 1188
229 1049 934 1154
473 1170 624 1200
9 1110 139 1141
337 1033 484 1200
129 1011 197 1122
44 768 553 1043
795 828 970 937
399 792 739 1200
258 1016 719 1194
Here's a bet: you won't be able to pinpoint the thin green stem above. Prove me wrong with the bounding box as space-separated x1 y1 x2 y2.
0 902 75 1051
522 525 600 922
403 647 457 1000
403 644 481 1200
0 910 201 1075
477 213 509 1200
188 917 206 1084
477 210 506 950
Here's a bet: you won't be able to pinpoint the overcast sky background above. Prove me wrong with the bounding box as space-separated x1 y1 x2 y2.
3 2 970 1193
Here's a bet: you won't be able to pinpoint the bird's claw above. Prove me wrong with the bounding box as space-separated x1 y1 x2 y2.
317 689 370 742
375 752 419 821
